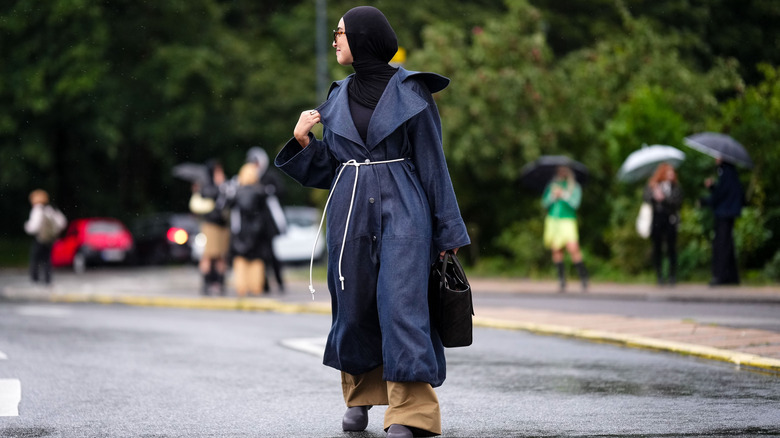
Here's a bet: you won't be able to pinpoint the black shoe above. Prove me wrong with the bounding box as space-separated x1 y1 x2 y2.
342 406 371 432
386 424 413 438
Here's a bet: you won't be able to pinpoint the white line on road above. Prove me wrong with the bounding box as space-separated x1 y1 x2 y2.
280 337 326 358
0 379 21 416
0 350 7 360
15 306 73 317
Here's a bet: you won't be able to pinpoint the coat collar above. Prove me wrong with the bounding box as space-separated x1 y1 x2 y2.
316 68 450 150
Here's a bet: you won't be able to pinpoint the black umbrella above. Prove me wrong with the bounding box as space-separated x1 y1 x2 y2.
172 162 210 185
519 155 588 193
683 132 753 169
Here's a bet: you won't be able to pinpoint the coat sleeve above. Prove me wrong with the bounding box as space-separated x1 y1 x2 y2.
407 82 470 252
274 134 337 190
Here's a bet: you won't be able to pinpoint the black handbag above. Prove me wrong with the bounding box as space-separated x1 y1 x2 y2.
428 251 474 348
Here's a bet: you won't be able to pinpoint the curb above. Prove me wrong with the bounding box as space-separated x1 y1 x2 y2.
43 292 332 315
473 316 780 374
4 291 780 375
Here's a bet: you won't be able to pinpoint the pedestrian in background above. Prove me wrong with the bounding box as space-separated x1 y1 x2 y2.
247 147 287 293
643 163 683 286
24 189 67 285
189 159 230 295
227 163 274 297
542 166 588 292
701 158 744 286
275 6 469 437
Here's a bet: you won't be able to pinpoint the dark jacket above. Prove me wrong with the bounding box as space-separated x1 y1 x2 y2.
701 162 744 218
643 181 683 228
275 68 470 386
229 183 274 260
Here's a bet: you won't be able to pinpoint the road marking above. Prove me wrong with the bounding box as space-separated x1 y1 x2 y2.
0 379 21 416
280 337 326 357
15 306 72 317
0 350 7 360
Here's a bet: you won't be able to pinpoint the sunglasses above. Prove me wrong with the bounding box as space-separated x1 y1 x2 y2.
333 29 346 44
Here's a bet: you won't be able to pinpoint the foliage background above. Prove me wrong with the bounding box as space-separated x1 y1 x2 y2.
1 0 779 282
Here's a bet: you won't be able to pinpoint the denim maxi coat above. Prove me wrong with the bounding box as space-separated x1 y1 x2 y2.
275 68 470 387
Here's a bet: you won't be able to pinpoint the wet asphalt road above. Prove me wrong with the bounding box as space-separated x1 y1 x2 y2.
1 301 779 437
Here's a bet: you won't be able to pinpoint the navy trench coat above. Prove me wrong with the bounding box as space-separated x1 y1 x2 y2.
275 67 470 387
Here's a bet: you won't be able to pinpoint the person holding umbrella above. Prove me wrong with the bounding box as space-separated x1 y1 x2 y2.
542 166 588 292
684 132 750 286
643 163 683 286
275 6 469 437
701 158 744 286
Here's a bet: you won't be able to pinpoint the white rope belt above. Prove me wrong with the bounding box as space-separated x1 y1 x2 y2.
308 158 406 300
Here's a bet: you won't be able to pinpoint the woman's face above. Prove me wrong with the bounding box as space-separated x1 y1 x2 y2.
333 18 353 66
664 167 676 181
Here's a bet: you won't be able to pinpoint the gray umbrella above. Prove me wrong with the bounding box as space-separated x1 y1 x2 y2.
617 144 686 183
172 162 210 185
683 132 753 169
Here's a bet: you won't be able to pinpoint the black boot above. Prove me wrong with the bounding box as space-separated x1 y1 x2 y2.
202 271 214 296
575 262 589 292
216 272 226 296
342 406 371 432
555 262 566 292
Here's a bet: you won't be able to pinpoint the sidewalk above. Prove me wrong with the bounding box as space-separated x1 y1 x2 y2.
2 266 780 373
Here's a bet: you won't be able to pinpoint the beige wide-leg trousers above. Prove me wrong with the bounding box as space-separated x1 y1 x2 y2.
341 366 441 435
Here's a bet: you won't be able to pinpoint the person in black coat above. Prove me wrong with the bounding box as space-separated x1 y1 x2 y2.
701 159 744 285
246 147 287 293
228 163 275 296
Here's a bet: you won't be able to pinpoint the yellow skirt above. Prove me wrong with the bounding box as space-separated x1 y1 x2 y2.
543 217 579 250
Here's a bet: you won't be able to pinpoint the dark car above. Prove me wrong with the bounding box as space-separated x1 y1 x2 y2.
131 213 201 265
51 217 134 273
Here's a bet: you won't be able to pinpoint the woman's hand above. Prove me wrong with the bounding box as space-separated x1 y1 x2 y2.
439 248 459 258
294 110 320 148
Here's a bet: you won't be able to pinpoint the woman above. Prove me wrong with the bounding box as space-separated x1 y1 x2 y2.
275 6 469 437
228 163 273 297
644 163 683 286
24 189 67 285
189 159 230 295
542 166 588 292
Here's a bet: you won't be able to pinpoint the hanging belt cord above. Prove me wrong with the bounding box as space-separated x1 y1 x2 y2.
308 158 406 300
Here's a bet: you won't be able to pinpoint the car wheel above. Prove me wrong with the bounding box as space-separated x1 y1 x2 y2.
73 251 87 274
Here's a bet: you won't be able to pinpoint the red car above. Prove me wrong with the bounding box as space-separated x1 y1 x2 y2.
51 217 134 273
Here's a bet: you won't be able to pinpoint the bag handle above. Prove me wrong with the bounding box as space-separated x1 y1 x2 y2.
440 250 469 291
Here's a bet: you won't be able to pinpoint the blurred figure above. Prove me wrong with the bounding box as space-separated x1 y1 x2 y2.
189 159 230 295
543 166 588 292
24 189 67 285
643 163 683 286
246 147 287 293
701 158 744 286
227 163 275 297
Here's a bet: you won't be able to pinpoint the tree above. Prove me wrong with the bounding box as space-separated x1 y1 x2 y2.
411 0 741 276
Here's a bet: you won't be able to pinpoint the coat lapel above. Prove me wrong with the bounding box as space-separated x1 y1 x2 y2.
317 78 364 147
317 69 450 152
367 68 450 150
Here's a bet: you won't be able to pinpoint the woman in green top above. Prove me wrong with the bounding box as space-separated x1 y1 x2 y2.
542 166 589 292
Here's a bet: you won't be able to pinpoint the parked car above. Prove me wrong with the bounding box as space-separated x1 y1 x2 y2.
273 206 326 264
51 217 134 273
131 213 201 265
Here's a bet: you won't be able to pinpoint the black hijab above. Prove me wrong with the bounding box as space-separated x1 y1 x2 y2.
343 6 398 109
